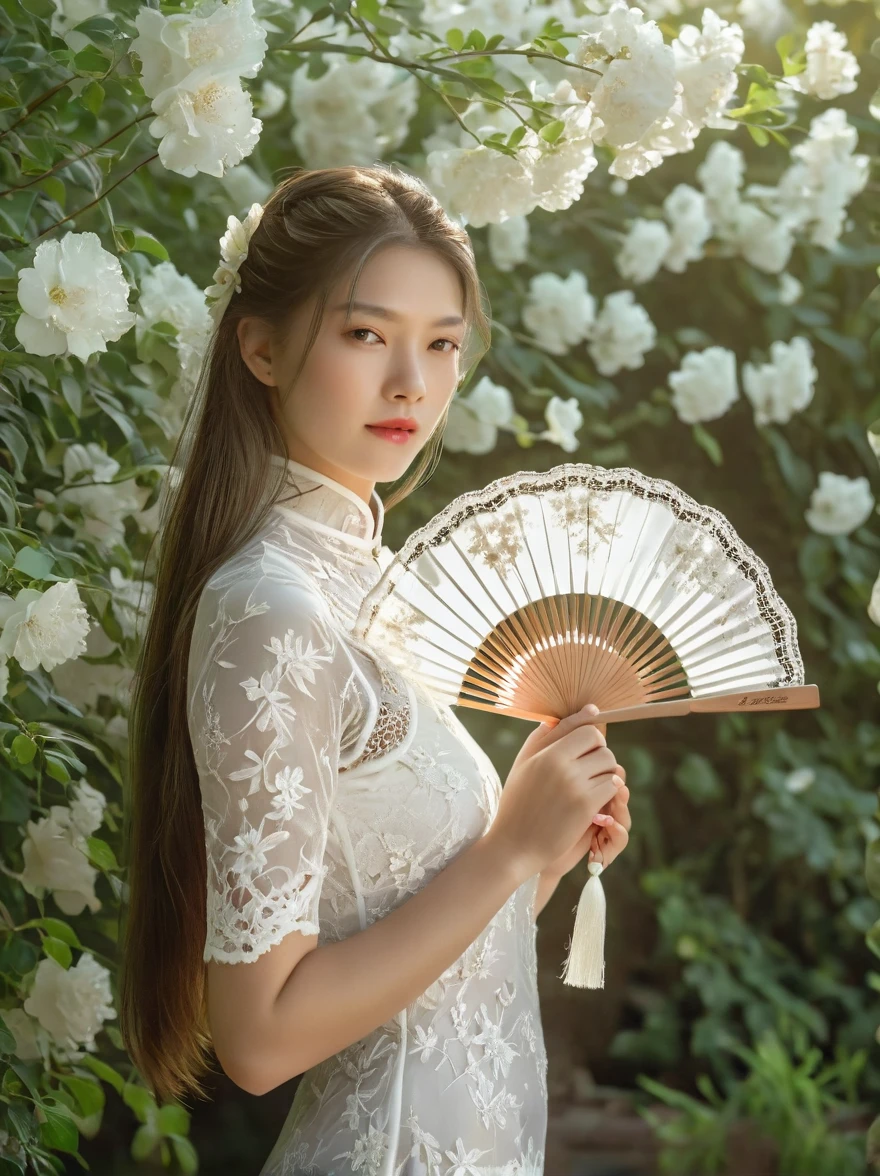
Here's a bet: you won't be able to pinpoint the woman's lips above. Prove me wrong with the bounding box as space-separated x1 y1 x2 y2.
365 425 415 444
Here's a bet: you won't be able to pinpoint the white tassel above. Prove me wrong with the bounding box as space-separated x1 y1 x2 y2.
560 856 606 988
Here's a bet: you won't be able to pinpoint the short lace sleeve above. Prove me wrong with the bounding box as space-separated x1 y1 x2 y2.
188 572 360 965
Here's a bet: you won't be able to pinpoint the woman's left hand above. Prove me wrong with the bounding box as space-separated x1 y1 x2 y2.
541 762 631 880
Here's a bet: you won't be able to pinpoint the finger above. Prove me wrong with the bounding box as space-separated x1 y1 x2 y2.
603 791 631 831
590 818 628 863
536 704 606 749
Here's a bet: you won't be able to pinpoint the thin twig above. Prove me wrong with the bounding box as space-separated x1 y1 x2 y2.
27 153 160 244
0 113 154 197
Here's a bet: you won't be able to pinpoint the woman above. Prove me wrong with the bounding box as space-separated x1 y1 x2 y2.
119 163 631 1175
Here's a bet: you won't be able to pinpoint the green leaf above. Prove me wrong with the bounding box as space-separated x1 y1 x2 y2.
464 28 486 51
675 752 724 803
747 124 770 147
444 27 464 52
37 1099 80 1153
0 191 38 242
11 734 36 764
12 544 54 580
763 425 813 498
60 1074 105 1118
0 422 30 480
72 44 110 75
17 917 82 948
692 423 723 466
131 232 169 260
353 0 379 21
45 754 71 783
43 936 72 969
157 1104 190 1135
171 1136 199 1174
867 841 880 900
79 1054 125 1094
538 118 565 144
80 80 104 114
86 836 118 871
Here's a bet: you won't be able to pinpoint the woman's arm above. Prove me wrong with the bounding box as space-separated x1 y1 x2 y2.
532 869 562 922
235 829 533 1096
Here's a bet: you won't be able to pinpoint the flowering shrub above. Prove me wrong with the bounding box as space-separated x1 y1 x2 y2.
0 0 878 1171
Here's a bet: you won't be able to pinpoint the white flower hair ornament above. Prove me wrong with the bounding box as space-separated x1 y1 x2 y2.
204 201 264 327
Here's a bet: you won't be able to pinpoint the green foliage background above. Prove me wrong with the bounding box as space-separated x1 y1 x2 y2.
0 0 878 1172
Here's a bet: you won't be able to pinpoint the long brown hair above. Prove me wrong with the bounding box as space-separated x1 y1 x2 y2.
118 163 492 1106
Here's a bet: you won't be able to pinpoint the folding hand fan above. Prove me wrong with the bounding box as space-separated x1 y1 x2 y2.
354 462 820 989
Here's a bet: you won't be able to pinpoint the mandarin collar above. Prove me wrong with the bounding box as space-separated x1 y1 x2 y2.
267 454 384 556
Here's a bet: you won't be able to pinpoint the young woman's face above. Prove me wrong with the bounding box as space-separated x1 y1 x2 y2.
238 243 466 502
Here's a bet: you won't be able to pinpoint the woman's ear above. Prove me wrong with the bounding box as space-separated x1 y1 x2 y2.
236 316 276 387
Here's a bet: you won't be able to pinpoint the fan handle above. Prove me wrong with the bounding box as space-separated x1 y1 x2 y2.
462 684 821 728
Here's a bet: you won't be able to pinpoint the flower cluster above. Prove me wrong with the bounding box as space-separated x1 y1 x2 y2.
204 201 265 327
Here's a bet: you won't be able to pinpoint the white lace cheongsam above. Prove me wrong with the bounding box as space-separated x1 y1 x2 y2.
187 455 548 1176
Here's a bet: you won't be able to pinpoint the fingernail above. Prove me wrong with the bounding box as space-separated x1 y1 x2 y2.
612 774 624 787
584 703 599 715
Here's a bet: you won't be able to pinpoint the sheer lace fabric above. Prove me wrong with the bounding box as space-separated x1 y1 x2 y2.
187 457 547 1175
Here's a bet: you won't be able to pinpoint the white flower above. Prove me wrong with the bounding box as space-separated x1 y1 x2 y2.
697 139 746 222
426 140 539 228
672 9 744 128
1 1007 49 1063
538 396 584 454
442 376 515 455
204 202 265 327
784 767 815 793
521 271 596 356
742 336 817 427
527 79 602 212
23 953 115 1056
0 581 90 673
57 442 149 549
136 261 213 415
131 0 267 98
148 74 262 179
726 202 795 274
616 219 673 284
736 0 795 45
130 0 267 178
49 0 109 53
466 377 516 430
19 806 101 917
425 81 600 226
662 184 712 272
291 55 419 170
15 232 136 361
746 108 869 251
588 290 657 376
487 216 529 272
668 346 740 424
782 22 859 101
108 566 153 642
50 624 134 713
573 2 678 150
220 161 273 213
777 273 803 305
868 569 880 628
805 472 875 536
70 779 107 839
257 78 287 117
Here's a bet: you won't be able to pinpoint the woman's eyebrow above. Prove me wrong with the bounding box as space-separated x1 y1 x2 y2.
333 300 464 327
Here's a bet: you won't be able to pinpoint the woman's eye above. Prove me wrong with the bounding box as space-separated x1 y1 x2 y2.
348 328 460 353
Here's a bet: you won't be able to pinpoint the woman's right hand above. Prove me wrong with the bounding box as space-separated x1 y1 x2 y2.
487 703 624 883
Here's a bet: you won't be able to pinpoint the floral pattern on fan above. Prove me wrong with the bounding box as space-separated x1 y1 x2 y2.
355 463 818 727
